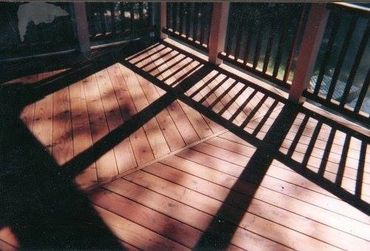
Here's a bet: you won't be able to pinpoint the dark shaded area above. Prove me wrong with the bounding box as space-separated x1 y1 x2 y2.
0 40 156 249
0 84 123 250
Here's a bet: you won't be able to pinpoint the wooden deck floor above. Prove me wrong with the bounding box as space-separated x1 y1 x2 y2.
1 40 369 250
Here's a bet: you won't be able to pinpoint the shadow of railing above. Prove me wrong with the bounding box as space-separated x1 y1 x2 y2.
1 38 369 249
120 40 370 248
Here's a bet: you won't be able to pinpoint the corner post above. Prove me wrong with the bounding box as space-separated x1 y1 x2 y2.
160 2 168 39
289 4 329 103
73 2 91 55
208 2 230 65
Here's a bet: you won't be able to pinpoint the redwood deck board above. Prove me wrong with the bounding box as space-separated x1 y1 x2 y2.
6 42 370 250
83 73 118 182
69 80 98 189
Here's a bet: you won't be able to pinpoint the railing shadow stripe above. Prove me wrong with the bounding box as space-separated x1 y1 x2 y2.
229 89 257 122
252 100 279 137
218 84 248 116
286 115 309 157
240 95 268 128
188 72 221 98
335 134 351 186
198 76 229 104
208 80 238 109
301 121 323 167
138 48 175 70
355 143 367 197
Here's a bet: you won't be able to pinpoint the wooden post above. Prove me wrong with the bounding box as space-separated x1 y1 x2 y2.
208 2 230 65
289 4 329 103
160 2 168 39
73 2 91 54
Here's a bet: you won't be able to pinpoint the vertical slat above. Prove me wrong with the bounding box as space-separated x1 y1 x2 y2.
178 3 184 34
199 3 206 45
99 8 106 35
166 3 171 29
233 4 244 60
185 3 191 38
313 12 341 96
224 3 237 57
192 3 199 41
205 4 213 46
242 15 254 65
161 2 168 39
262 5 278 73
253 18 264 68
120 2 126 33
340 20 370 107
354 70 370 113
139 2 143 22
272 17 289 77
172 3 177 31
130 3 134 34
110 3 116 35
326 15 358 101
175 3 180 32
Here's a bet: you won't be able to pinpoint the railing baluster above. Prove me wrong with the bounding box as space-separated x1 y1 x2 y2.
242 17 253 65
262 6 278 73
120 2 126 33
253 18 264 68
199 3 207 45
171 3 176 31
192 4 199 41
99 8 106 35
130 3 134 34
110 3 116 35
340 20 370 107
313 12 341 96
179 3 184 35
167 2 172 30
233 5 244 60
354 70 370 113
272 18 288 77
326 15 358 101
185 3 191 38
205 4 213 46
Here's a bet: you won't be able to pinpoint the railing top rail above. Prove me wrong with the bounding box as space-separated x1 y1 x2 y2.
328 2 370 17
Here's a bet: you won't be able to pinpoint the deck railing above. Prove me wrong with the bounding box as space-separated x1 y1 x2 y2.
163 2 213 51
163 3 369 128
219 3 308 89
305 3 370 125
86 2 154 45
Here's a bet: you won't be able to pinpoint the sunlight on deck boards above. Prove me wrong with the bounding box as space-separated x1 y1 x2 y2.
2 41 369 250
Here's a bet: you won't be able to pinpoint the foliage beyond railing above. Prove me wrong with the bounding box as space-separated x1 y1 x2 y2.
219 3 308 89
305 3 370 125
163 3 213 51
86 2 154 45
